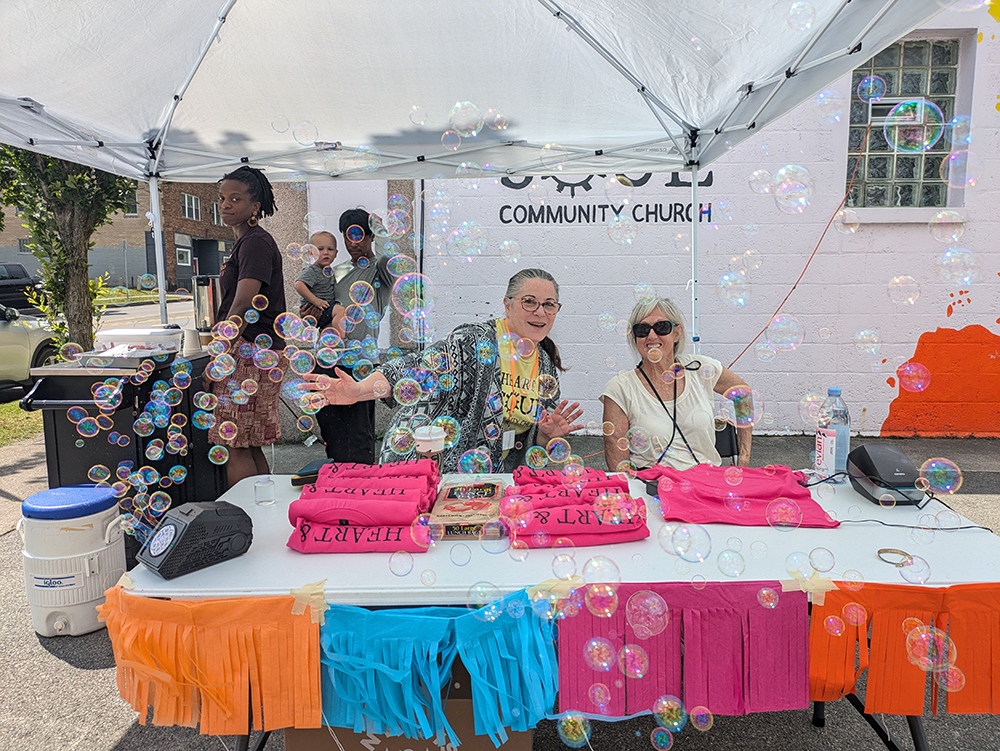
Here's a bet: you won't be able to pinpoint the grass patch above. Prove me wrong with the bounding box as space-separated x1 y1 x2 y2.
0 399 42 447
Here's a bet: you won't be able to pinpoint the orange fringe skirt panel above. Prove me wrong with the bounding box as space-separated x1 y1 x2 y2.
809 583 1000 716
97 586 321 735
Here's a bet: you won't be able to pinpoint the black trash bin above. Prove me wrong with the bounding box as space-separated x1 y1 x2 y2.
21 353 228 565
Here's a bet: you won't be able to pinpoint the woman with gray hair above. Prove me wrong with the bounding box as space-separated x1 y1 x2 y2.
304 268 583 472
600 296 752 471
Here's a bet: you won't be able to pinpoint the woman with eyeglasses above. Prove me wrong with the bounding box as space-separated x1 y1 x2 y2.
600 296 752 471
304 268 583 472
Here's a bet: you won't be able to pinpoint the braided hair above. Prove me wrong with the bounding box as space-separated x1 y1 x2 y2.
220 166 277 218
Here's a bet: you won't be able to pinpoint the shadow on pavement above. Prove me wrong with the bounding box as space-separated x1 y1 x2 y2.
36 627 117 671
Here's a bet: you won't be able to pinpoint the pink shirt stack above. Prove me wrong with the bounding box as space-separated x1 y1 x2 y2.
635 464 839 528
287 459 441 554
507 468 649 547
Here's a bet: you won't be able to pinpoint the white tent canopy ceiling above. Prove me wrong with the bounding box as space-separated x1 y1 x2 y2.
0 0 958 326
0 0 956 182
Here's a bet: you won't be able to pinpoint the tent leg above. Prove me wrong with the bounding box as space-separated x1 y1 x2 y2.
149 176 169 324
690 164 700 355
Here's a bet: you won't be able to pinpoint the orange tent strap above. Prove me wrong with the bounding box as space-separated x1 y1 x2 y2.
97 586 321 734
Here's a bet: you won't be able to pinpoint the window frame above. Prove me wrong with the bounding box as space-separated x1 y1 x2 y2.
182 193 202 221
845 32 972 216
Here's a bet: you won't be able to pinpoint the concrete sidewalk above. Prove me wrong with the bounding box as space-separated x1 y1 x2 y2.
1 432 998 750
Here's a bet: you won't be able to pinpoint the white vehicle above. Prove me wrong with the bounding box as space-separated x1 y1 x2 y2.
0 304 57 398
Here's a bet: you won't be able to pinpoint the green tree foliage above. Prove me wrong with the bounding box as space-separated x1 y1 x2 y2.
0 147 136 350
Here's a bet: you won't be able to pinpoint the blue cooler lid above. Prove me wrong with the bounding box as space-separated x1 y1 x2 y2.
22 485 120 520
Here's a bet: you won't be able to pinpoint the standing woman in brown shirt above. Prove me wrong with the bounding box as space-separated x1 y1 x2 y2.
210 166 286 488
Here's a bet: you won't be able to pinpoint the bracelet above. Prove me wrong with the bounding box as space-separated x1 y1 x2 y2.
877 548 914 567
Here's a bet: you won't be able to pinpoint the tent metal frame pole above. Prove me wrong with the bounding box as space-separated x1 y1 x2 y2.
537 0 694 136
148 177 169 324
503 139 685 176
691 87 751 162
742 0 852 130
690 163 700 355
149 0 239 174
640 94 687 159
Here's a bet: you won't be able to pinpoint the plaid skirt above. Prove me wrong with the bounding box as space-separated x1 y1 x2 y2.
207 352 285 448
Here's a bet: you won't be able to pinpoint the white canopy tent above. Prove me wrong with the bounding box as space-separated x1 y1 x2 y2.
0 0 958 334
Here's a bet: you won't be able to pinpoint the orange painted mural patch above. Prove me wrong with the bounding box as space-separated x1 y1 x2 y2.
881 325 1000 437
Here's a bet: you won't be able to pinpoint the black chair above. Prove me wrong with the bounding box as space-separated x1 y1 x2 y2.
714 419 739 465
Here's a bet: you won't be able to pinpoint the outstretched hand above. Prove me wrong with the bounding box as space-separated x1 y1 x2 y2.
538 400 584 439
302 370 360 406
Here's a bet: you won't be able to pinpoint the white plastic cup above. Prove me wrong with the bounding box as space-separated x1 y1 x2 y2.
254 475 276 506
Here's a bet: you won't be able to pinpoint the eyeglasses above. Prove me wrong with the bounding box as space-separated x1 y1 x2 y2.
515 296 562 315
632 320 674 338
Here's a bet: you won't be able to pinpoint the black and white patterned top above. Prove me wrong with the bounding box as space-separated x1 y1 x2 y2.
378 319 561 472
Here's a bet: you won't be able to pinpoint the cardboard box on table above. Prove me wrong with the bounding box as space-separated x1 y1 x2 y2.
285 660 532 751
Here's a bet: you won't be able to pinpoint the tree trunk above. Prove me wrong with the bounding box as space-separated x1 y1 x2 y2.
54 204 95 351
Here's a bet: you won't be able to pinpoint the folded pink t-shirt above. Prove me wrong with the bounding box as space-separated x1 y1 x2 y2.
512 466 610 486
298 478 433 514
317 458 439 486
289 493 424 528
516 499 650 541
636 464 838 529
287 518 427 554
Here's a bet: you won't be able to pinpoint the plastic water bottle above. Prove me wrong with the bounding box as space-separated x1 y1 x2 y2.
815 387 850 475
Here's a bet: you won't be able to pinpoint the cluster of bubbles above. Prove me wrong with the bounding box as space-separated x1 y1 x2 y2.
747 165 815 215
64 356 203 542
902 619 965 691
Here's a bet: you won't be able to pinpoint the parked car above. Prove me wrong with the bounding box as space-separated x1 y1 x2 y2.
0 263 42 309
0 304 58 401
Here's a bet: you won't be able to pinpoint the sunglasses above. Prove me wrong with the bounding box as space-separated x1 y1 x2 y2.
632 320 674 338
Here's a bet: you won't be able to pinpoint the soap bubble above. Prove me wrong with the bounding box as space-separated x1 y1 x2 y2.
388 550 413 576
813 89 843 123
767 498 802 531
900 555 932 584
716 272 751 307
617 644 649 678
449 101 483 137
842 602 868 627
499 239 521 262
607 213 637 245
690 706 714 732
652 694 687 731
928 210 965 243
525 446 549 469
786 1 815 30
887 275 920 305
944 115 973 147
824 615 846 636
649 728 673 750
88 464 111 482
757 587 779 609
552 552 576 580
671 524 711 562
547 437 571 462
833 209 860 234
771 165 814 214
633 282 657 304
76 417 99 437
66 406 88 423
940 150 980 189
556 713 591 749
583 637 615 671
765 314 804 350
583 555 621 585
857 75 886 103
139 273 157 290
208 445 229 465
467 581 503 622
936 666 967 693
897 361 931 392
798 393 825 425
540 143 569 171
935 247 979 286
884 100 944 152
717 549 746 577
60 342 84 361
724 466 743 486
748 169 772 194
809 546 836 573
625 590 668 639
906 624 954 671
852 329 881 356
919 458 962 493
446 221 489 260
756 342 777 362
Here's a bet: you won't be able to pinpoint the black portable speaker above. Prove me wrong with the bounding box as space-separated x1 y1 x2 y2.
846 443 926 507
137 501 253 579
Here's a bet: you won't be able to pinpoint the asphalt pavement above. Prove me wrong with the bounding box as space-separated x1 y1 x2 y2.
1 433 998 750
